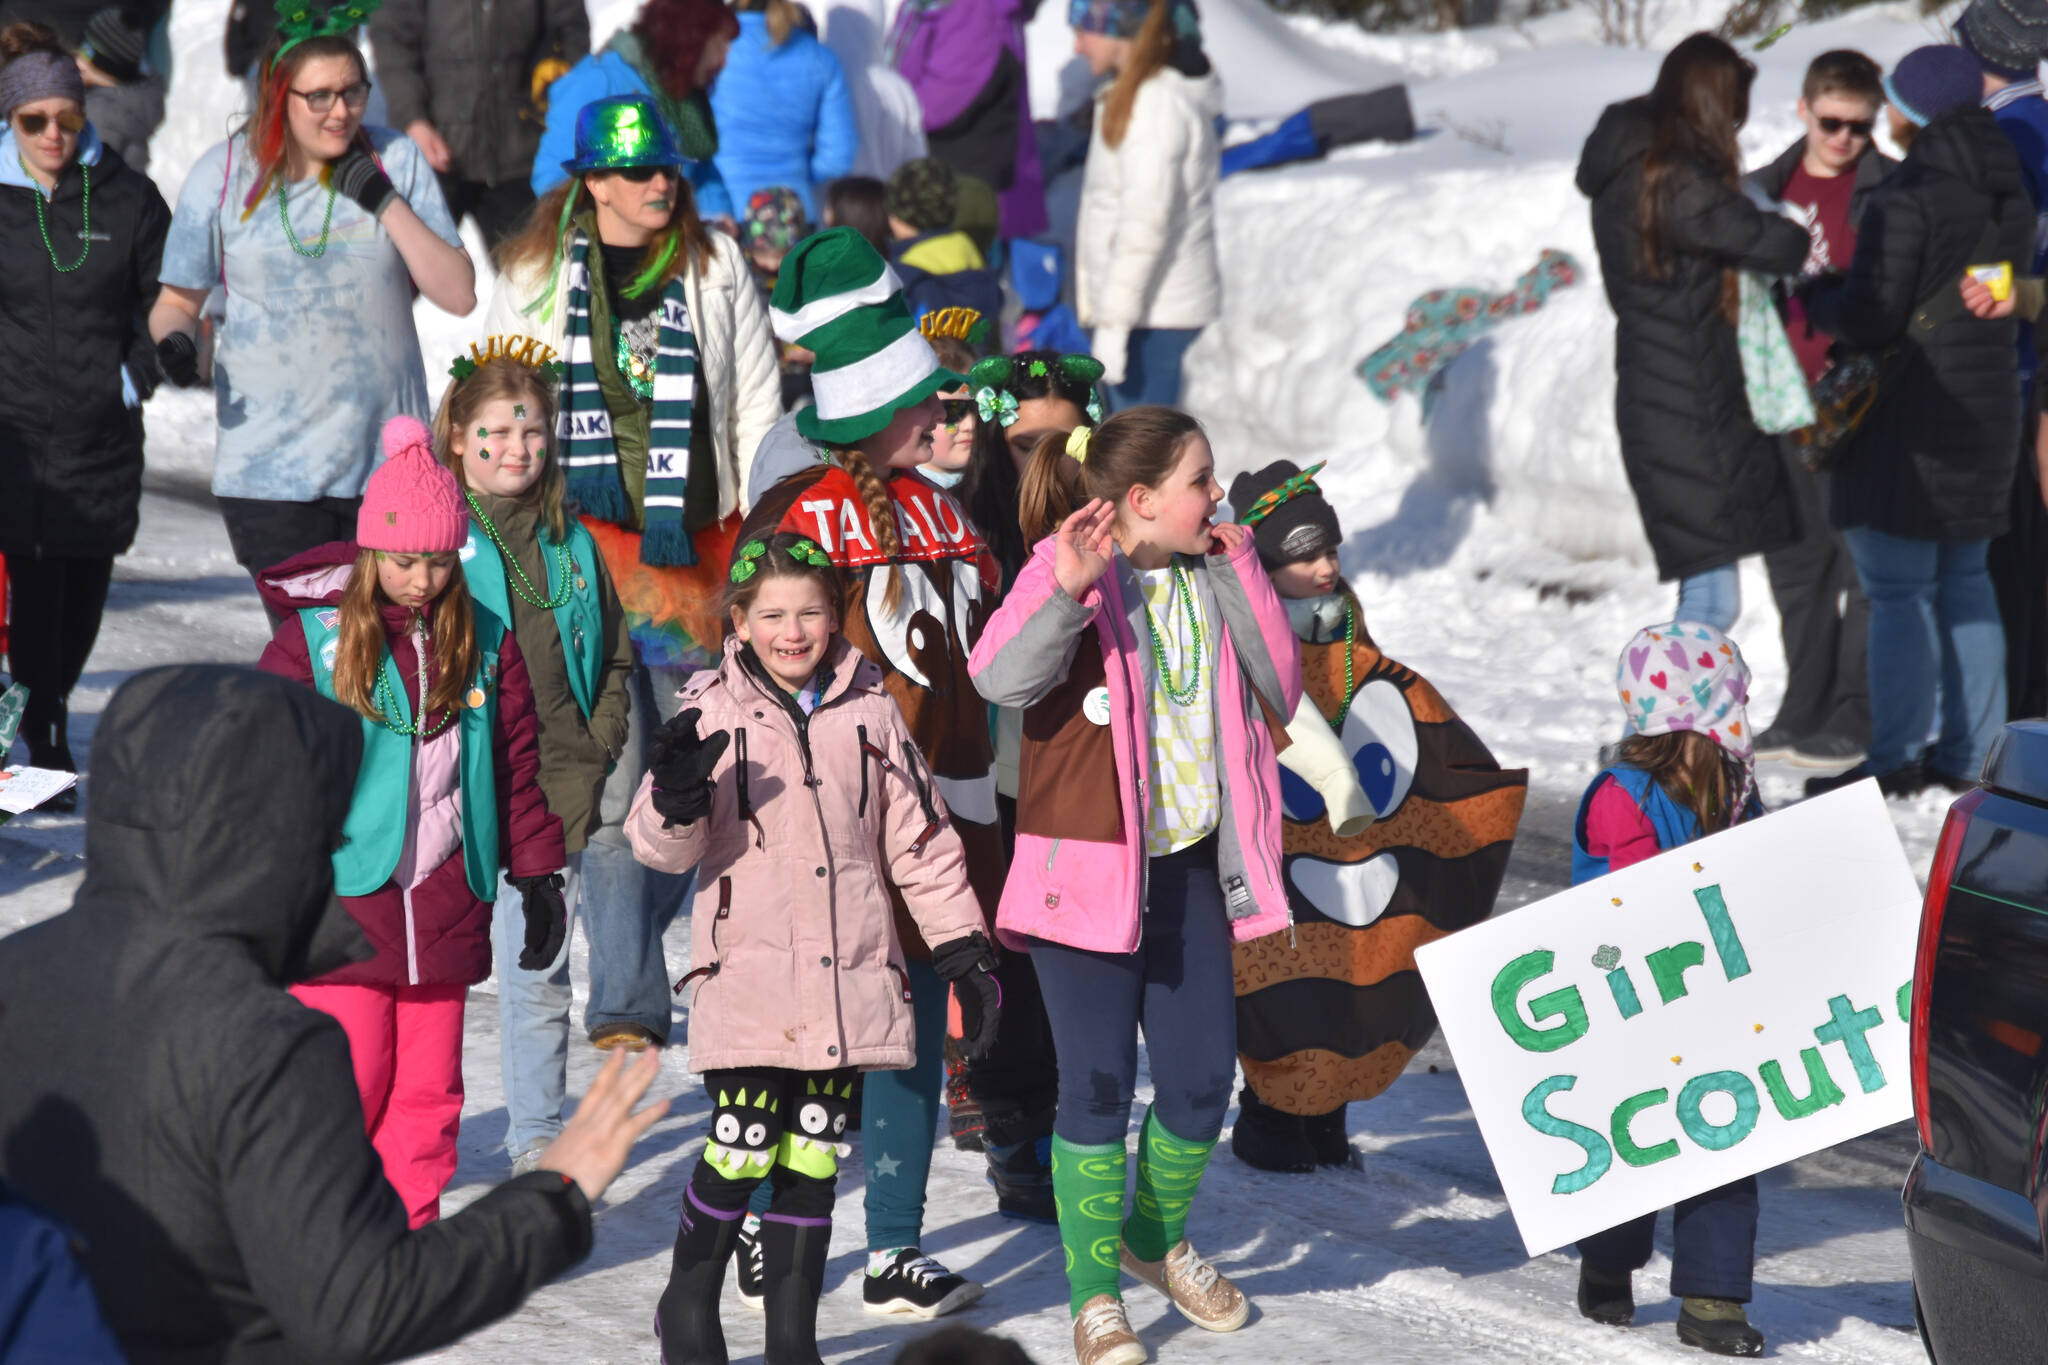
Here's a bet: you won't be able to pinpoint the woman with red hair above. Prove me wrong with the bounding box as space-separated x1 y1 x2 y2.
531 0 741 220
148 10 476 593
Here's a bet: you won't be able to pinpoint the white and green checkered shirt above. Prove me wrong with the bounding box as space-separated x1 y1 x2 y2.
1137 561 1220 856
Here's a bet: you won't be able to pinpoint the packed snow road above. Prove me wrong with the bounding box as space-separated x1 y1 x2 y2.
0 484 1929 1363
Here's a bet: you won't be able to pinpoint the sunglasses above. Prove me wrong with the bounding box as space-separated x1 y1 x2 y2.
14 109 85 137
940 397 977 428
1816 115 1875 138
289 82 371 114
614 165 677 183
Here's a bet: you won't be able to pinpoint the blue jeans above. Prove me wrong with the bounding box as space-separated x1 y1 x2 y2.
861 958 948 1252
1577 1176 1758 1302
579 663 696 1043
490 853 581 1159
1844 528 2006 778
1104 327 1202 412
1675 564 1741 633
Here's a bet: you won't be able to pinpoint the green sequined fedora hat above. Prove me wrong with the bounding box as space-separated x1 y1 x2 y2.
560 94 683 176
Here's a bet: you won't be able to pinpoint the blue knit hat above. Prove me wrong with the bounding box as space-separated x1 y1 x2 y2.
1883 46 1987 127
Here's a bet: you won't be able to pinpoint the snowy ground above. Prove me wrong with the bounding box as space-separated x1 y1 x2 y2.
0 0 1992 1357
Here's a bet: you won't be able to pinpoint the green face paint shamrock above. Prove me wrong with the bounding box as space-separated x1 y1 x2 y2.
513 404 527 419
476 426 490 439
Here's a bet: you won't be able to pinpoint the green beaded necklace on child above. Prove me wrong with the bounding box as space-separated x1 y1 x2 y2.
464 489 574 610
1143 559 1206 707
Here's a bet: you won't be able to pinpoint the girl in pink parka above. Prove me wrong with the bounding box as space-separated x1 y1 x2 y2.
967 406 1300 1365
626 529 1000 1365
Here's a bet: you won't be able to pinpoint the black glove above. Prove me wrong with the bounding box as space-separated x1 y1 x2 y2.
331 145 397 219
931 930 1001 1063
155 332 200 388
511 873 567 970
648 707 730 827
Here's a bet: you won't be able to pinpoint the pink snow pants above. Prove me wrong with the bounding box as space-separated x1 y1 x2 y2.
291 981 468 1229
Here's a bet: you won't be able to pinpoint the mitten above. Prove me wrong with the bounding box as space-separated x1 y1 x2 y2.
156 332 200 388
331 145 397 219
648 707 730 826
931 931 1001 1062
511 873 567 970
1280 694 1376 839
1091 324 1130 389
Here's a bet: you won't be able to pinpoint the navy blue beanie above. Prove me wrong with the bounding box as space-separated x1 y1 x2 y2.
1883 45 1986 126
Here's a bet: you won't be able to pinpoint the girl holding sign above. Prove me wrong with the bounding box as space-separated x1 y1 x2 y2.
1571 621 1764 1357
970 407 1300 1365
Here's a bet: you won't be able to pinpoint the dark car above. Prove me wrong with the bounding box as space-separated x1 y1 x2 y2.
1905 719 2048 1362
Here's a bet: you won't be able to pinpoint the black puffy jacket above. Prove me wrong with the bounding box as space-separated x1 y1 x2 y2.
0 667 594 1363
368 0 590 189
0 141 167 560
1576 97 1811 581
1804 107 2034 542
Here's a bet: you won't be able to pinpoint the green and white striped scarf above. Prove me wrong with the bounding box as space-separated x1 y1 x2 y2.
560 227 698 567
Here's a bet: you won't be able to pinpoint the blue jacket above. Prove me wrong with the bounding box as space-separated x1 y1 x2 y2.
1570 764 1762 885
0 1184 123 1363
710 12 857 221
1991 87 2048 379
531 49 733 218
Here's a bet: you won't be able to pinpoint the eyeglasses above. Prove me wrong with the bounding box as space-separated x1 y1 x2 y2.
1816 115 1875 138
14 109 85 137
289 82 371 114
940 398 977 428
614 164 677 183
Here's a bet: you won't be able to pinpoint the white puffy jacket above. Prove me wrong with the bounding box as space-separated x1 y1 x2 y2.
482 229 783 518
1075 66 1224 377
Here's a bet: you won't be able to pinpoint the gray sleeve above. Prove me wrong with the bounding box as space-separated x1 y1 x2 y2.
745 412 830 507
970 584 1096 708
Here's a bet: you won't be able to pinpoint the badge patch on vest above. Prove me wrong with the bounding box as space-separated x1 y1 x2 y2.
320 636 339 671
316 609 339 629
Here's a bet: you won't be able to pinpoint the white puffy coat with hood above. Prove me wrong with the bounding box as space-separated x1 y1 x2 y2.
1075 65 1224 374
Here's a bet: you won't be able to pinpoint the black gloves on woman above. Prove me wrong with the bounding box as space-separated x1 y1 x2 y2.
331 146 397 219
155 332 200 388
931 931 1002 1061
648 708 730 827
511 873 567 970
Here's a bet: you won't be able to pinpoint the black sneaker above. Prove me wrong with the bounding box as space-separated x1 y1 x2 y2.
861 1249 984 1319
986 1137 1057 1222
734 1215 765 1310
1786 730 1865 769
1676 1297 1764 1356
1805 760 1925 800
1576 1263 1634 1327
1749 724 1805 761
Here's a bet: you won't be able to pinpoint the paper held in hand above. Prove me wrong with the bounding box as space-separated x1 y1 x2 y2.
0 766 77 816
1414 780 1922 1257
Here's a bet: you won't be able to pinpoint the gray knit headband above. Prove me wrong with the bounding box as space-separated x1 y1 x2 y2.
0 51 85 122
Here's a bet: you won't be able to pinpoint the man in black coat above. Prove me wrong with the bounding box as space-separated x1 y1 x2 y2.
0 665 667 1363
1576 87 1811 631
1743 50 1892 769
1803 48 2036 796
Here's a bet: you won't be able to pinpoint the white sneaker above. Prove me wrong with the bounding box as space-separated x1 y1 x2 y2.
1073 1294 1147 1365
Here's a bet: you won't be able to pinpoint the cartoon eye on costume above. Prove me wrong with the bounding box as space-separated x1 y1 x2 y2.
864 564 954 689
799 1102 830 1135
744 1122 769 1148
950 558 988 652
714 1113 741 1143
1287 849 1401 928
1279 679 1418 824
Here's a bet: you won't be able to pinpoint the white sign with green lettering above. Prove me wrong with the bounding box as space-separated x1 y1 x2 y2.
1414 780 1920 1256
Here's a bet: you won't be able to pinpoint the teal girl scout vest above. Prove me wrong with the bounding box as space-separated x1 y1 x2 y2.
299 604 506 900
459 517 606 719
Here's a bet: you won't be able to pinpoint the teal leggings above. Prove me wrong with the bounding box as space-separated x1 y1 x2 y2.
746 958 947 1254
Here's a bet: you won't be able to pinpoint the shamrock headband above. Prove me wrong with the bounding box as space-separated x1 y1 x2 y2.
449 334 567 384
920 307 991 348
730 537 833 584
1236 462 1327 527
968 353 1107 427
272 0 382 62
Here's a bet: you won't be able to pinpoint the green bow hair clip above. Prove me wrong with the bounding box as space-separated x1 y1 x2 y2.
274 0 383 60
966 353 1109 428
975 386 1020 427
787 538 832 568
730 538 832 583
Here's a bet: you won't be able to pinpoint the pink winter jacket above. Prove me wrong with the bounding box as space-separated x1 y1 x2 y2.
628 636 986 1073
968 531 1302 955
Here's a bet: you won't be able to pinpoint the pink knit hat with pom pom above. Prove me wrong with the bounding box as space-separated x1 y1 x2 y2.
358 417 470 552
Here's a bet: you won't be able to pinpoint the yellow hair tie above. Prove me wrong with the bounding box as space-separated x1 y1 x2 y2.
1066 426 1093 463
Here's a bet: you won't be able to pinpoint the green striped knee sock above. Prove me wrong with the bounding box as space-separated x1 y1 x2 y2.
1051 1135 1127 1315
1122 1109 1216 1263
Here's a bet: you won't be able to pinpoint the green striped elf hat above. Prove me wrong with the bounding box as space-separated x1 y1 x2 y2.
771 227 964 445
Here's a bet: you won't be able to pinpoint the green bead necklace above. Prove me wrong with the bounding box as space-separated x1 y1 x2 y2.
373 611 458 738
465 490 574 610
278 174 338 258
1144 559 1205 706
1329 598 1359 730
30 161 89 272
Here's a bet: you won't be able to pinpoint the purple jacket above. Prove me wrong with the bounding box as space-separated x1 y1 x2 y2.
889 0 1048 240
